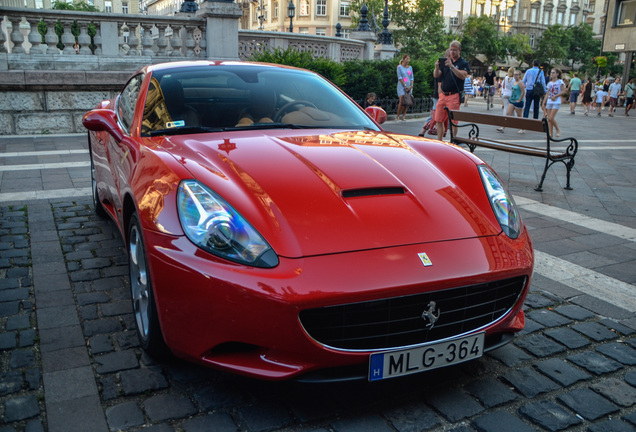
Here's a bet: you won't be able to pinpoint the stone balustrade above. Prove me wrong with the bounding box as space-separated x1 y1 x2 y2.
0 5 386 135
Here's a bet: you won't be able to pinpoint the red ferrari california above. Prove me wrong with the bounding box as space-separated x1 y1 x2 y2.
83 61 533 381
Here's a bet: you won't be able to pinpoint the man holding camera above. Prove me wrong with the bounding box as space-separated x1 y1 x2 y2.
433 40 470 142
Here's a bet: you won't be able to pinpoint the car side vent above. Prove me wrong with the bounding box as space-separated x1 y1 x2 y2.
342 187 405 198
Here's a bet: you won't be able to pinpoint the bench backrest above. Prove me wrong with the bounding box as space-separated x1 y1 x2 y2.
448 110 546 133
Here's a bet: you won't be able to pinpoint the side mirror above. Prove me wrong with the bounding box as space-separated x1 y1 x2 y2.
365 106 387 125
83 109 124 142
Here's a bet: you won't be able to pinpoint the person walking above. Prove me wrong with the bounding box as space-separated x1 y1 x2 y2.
501 68 515 116
608 76 622 117
483 66 496 108
496 69 525 133
396 54 414 122
625 78 635 116
542 68 566 137
581 77 593 116
433 40 470 142
595 86 607 116
567 72 582 114
522 59 546 119
463 74 473 107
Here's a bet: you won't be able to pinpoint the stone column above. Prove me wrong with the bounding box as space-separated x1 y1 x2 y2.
196 0 242 61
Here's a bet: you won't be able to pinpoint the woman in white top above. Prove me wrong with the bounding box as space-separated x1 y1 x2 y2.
501 67 515 116
542 68 566 137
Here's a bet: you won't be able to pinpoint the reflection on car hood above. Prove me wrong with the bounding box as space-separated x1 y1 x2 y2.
159 130 501 258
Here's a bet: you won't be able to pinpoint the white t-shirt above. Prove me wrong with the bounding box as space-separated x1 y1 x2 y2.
502 76 514 97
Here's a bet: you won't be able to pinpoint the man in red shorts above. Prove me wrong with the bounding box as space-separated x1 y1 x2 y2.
433 40 470 141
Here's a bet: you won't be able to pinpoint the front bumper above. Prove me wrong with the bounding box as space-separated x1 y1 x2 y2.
144 229 533 380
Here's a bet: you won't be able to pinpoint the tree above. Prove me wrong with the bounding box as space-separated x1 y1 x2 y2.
459 15 500 65
534 24 571 65
566 23 601 72
500 32 534 67
38 1 99 50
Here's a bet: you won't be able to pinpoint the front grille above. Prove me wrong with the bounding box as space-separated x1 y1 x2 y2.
299 276 526 350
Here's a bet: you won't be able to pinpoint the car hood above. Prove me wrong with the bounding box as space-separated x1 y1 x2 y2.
158 130 502 258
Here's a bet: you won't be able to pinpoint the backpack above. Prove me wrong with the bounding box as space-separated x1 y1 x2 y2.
533 70 546 98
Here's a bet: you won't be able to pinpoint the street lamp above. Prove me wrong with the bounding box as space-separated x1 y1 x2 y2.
287 0 295 32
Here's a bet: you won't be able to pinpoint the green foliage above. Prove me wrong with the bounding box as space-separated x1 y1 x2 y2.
460 15 500 65
249 48 436 101
391 0 447 58
534 24 571 65
52 0 99 11
37 1 98 50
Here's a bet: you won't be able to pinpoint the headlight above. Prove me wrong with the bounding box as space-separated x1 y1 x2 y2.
177 180 278 268
478 165 521 239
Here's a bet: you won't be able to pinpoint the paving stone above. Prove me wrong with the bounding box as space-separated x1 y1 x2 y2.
425 388 484 422
626 371 636 387
526 310 571 327
501 367 560 398
523 294 555 309
383 403 441 432
19 329 36 347
572 322 620 342
600 318 636 335
76 292 110 306
519 400 582 432
3 395 40 422
193 383 250 411
0 301 20 317
515 334 566 357
590 378 636 407
24 369 40 390
534 358 591 386
463 378 519 408
105 401 145 431
9 348 36 369
472 410 535 432
88 334 113 354
181 412 239 432
518 318 544 335
0 331 17 349
120 368 169 395
588 419 636 432
596 342 636 365
25 419 45 432
625 411 636 427
567 352 624 375
331 414 394 432
558 388 619 420
487 343 533 367
239 400 294 432
83 317 122 337
0 371 23 396
144 394 197 423
94 350 139 374
544 327 591 349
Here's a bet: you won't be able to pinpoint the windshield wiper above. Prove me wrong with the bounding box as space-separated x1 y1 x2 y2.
224 122 317 131
149 126 224 137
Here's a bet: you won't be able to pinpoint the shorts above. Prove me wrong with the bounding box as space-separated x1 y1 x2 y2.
545 100 561 110
435 93 460 124
510 100 524 108
610 97 618 107
569 91 579 103
627 97 634 106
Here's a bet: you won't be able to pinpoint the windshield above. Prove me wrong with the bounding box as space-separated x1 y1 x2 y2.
140 64 381 136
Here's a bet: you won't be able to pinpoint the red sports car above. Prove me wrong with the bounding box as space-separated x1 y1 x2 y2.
83 60 533 381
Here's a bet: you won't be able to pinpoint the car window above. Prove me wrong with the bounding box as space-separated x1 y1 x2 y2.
118 74 143 134
140 65 380 136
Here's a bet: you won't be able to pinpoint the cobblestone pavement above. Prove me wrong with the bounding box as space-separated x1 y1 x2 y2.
1 100 635 432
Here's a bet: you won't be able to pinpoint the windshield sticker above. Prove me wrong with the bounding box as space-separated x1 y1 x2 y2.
166 120 185 128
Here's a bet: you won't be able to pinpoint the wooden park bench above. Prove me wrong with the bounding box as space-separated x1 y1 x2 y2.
445 109 578 192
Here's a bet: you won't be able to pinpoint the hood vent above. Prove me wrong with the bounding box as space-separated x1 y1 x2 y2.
342 187 405 198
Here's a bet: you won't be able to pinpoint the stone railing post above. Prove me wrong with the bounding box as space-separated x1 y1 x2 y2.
44 19 59 54
196 0 242 61
8 17 25 54
60 19 76 54
28 19 45 54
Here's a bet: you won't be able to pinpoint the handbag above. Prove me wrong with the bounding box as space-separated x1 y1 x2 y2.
402 92 414 107
533 70 546 98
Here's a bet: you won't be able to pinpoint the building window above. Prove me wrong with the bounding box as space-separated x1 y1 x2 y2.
543 10 551 24
299 27 309 33
316 27 326 35
570 12 577 25
122 2 128 13
340 1 350 16
556 10 564 23
530 8 537 22
341 28 350 38
274 1 278 18
616 0 636 25
105 0 112 12
35 0 43 7
300 0 309 16
316 0 326 15
449 14 459 25
529 33 535 48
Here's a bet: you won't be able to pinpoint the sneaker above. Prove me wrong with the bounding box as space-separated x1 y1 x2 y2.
570 111 575 115
597 113 601 116
490 104 494 108
496 127 504 133
609 114 613 117
517 130 525 134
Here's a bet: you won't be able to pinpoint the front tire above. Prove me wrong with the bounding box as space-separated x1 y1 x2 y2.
128 214 169 358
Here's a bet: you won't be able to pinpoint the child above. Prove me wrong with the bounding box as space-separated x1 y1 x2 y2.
595 87 606 116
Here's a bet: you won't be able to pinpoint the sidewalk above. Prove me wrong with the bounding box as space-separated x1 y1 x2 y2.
1 101 635 432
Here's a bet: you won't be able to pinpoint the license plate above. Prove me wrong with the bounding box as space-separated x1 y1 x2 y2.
368 332 484 381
